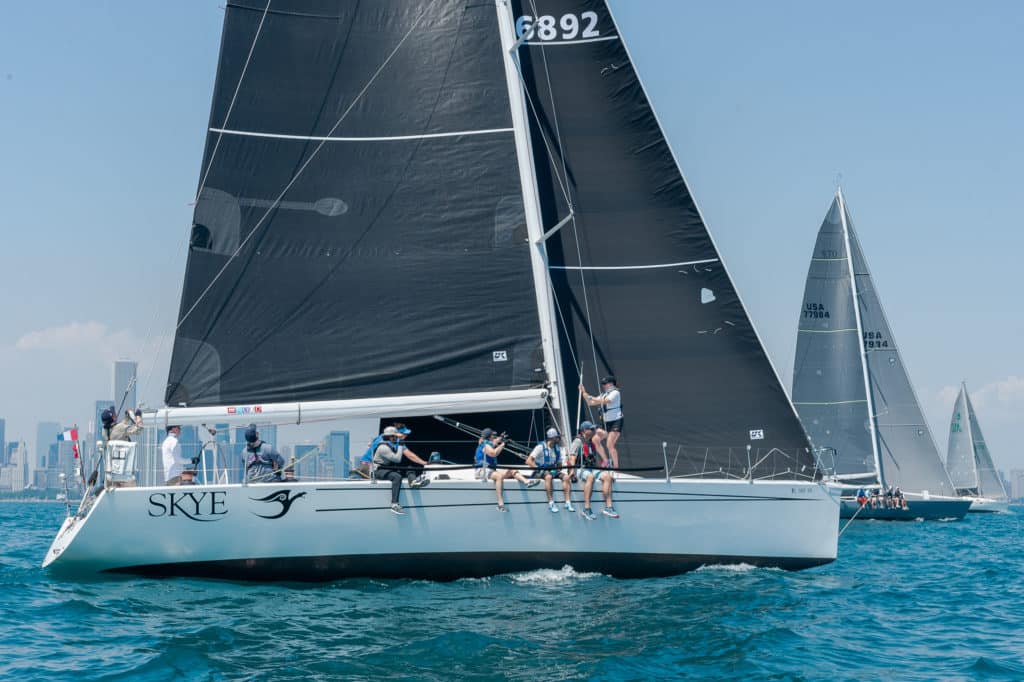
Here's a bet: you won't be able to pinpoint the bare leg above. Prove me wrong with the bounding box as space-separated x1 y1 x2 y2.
544 473 554 503
606 431 621 469
602 472 613 508
561 475 573 504
491 471 505 506
591 430 609 462
583 475 595 510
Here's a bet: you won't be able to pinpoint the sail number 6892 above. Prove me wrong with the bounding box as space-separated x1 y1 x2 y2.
516 12 600 41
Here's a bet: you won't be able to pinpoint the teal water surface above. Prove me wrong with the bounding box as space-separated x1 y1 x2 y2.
2 503 1022 681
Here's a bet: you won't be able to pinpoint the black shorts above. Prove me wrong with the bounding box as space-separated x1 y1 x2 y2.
604 418 623 433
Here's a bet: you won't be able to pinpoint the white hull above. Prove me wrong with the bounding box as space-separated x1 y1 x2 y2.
967 497 1010 514
44 474 838 580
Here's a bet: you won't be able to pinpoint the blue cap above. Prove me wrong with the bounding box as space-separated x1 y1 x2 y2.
244 424 259 443
579 421 595 431
398 427 411 435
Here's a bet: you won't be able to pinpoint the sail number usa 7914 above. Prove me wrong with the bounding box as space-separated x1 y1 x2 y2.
516 12 600 41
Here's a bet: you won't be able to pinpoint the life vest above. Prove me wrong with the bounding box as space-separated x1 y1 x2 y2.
361 435 384 464
534 442 562 468
577 440 598 469
601 387 622 421
476 439 497 468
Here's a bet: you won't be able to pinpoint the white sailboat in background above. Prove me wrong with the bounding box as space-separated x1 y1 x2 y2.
946 382 1010 513
44 0 837 579
792 189 970 521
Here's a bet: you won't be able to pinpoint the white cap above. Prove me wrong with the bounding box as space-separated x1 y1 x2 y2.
545 428 560 439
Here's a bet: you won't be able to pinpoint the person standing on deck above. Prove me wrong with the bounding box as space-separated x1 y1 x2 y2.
161 425 187 485
108 408 144 442
243 424 284 483
580 376 623 470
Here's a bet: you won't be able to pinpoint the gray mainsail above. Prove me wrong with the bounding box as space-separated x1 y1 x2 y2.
794 190 955 496
946 385 977 492
792 195 877 483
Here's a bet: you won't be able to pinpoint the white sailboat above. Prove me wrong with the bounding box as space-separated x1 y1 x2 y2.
792 189 970 521
946 382 1009 513
44 0 837 579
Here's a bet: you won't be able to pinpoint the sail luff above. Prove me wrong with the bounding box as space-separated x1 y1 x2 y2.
495 0 571 438
837 189 883 486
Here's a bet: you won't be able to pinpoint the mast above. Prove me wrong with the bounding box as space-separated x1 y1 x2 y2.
837 188 884 487
494 0 571 440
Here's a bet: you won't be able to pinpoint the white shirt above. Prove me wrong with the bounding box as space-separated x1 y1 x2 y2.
529 442 562 467
161 433 183 482
601 388 623 421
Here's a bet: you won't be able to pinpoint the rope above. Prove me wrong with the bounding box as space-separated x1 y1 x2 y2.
838 499 866 536
176 5 430 331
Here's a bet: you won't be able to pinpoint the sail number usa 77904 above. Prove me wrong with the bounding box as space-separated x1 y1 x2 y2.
516 12 600 41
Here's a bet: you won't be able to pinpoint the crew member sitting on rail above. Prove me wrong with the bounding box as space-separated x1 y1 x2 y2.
355 423 410 479
569 421 618 520
526 428 573 513
478 427 537 512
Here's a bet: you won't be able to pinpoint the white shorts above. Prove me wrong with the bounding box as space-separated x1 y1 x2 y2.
578 468 609 483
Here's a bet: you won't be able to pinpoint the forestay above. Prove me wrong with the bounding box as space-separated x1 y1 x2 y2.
167 1 545 407
510 0 817 479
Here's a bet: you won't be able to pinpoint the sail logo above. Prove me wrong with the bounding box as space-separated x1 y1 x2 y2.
951 412 962 433
862 331 889 349
148 491 227 522
493 351 508 362
226 405 263 415
803 303 829 319
749 429 765 440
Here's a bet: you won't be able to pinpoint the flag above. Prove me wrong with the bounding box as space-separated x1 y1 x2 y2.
58 428 79 442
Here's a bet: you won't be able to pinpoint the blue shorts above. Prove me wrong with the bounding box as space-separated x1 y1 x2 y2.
578 468 608 483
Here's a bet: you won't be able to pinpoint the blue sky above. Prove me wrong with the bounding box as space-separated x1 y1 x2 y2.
1 2 1021 473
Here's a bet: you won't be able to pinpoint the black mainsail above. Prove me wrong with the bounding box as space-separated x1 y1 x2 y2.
167 1 545 407
793 191 955 496
510 0 817 479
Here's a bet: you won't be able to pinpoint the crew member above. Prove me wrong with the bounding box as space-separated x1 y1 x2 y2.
569 421 618 519
478 427 537 512
526 428 572 513
161 425 187 485
580 376 623 470
243 424 284 483
373 425 415 514
108 408 144 442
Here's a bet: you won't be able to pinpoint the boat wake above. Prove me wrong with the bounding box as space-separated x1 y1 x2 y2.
508 565 602 584
694 562 769 573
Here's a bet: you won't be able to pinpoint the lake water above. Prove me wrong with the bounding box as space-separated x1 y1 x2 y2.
2 502 1022 680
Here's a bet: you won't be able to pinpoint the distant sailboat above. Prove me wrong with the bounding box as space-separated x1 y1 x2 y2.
946 382 1009 513
792 190 970 520
43 0 837 579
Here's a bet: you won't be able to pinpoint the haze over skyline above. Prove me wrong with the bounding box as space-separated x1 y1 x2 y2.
1 2 1020 471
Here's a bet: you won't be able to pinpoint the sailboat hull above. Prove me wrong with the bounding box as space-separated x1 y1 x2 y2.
967 497 1010 514
44 478 838 580
838 497 970 521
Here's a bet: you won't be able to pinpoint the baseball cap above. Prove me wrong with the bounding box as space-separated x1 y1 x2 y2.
545 427 560 439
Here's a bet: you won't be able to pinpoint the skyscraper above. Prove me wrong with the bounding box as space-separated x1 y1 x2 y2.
35 421 61 470
324 431 350 480
0 417 6 464
113 360 138 411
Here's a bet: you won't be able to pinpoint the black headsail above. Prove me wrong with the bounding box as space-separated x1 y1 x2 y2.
167 1 544 406
510 1 817 479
